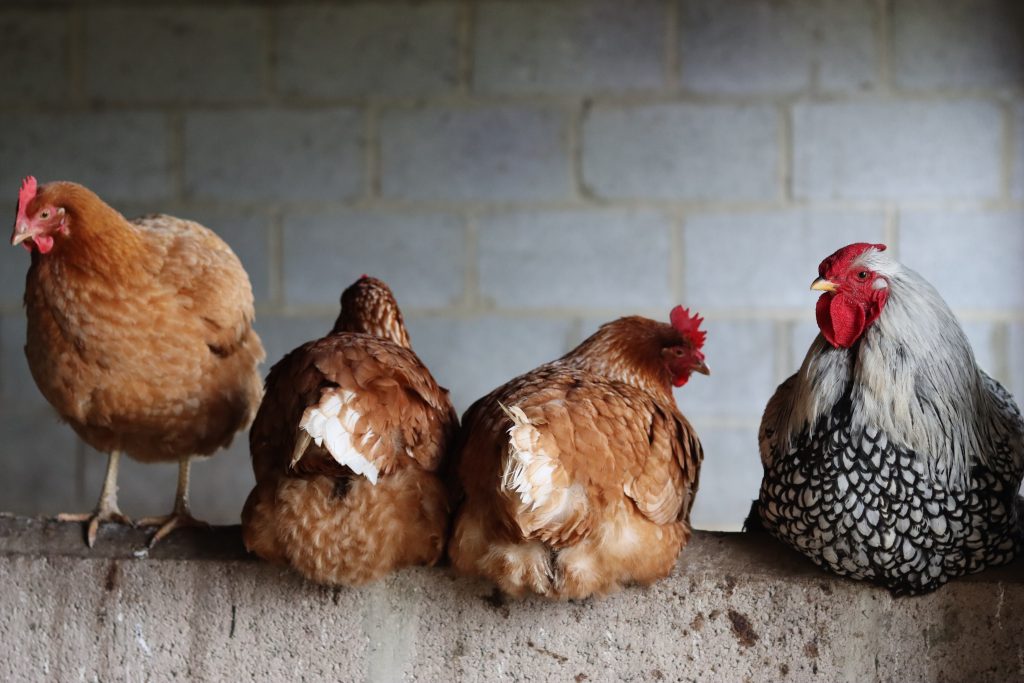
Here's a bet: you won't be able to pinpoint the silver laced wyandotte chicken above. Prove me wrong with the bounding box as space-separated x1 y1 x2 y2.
241 276 457 586
448 307 709 600
10 176 265 547
753 242 1024 595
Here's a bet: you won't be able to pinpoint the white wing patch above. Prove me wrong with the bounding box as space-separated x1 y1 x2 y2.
500 405 558 510
298 389 379 484
498 403 586 535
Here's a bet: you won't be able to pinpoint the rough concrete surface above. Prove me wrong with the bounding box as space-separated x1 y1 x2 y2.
0 515 1021 683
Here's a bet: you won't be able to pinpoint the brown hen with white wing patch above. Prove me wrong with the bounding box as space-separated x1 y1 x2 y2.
449 309 708 599
242 276 457 586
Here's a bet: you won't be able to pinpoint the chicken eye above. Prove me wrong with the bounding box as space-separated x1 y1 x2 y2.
39 210 49 219
857 271 869 280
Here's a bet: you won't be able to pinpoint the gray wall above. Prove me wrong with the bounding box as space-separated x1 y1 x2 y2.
0 0 1021 530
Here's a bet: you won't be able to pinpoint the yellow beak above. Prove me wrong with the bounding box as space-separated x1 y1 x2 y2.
810 277 838 293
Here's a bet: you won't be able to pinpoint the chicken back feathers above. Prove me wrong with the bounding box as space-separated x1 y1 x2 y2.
450 311 706 600
19 180 264 462
242 276 457 586
755 244 1024 595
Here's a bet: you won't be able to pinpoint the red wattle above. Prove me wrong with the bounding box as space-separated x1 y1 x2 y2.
816 293 866 348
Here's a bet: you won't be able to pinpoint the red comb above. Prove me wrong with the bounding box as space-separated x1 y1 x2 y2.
16 176 37 221
670 306 706 349
819 242 887 277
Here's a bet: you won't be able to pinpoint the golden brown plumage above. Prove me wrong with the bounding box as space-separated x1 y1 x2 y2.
11 178 265 546
241 276 457 586
449 312 708 600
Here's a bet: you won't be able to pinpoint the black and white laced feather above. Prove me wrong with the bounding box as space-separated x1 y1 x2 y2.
755 247 1024 595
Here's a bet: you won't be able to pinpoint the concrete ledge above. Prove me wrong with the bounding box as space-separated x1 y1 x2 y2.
1 515 1021 682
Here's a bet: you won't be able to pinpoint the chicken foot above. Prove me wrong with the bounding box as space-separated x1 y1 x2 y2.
57 450 132 547
137 457 209 547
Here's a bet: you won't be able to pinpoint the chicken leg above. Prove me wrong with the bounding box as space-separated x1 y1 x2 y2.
57 450 132 547
138 457 209 547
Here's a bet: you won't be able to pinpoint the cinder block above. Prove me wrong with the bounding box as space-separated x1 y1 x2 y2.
683 210 886 310
254 314 336 370
1014 103 1024 201
478 210 672 310
0 411 83 517
0 113 173 203
686 423 762 531
281 210 466 309
405 315 576 413
379 106 571 201
189 441 255 525
958 320 1003 382
84 7 268 102
0 10 69 104
183 208 272 305
582 104 779 200
0 247 28 309
793 101 1003 200
899 210 1024 309
1007 323 1024 398
680 0 877 94
474 0 664 93
788 318 822 378
276 3 458 98
0 315 50 412
184 109 363 202
891 0 1024 90
675 319 777 419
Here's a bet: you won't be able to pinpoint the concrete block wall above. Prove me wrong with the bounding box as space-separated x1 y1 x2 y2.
0 0 1021 530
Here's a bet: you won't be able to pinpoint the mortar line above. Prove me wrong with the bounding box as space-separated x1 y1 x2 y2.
779 103 794 203
775 319 793 385
664 0 680 91
672 211 686 303
24 88 1024 114
365 104 381 199
993 321 1011 388
268 208 285 309
456 0 475 95
876 0 893 93
567 101 585 200
1001 98 1015 206
883 204 899 258
169 111 186 202
264 3 279 103
68 3 86 106
462 210 480 311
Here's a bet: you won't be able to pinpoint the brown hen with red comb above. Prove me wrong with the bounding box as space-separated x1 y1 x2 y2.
449 308 708 599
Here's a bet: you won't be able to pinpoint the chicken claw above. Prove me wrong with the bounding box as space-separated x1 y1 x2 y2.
57 507 133 548
137 511 210 548
137 456 208 548
57 450 130 547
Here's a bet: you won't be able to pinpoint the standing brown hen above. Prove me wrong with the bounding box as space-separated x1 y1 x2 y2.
10 177 265 547
449 307 709 599
242 276 457 586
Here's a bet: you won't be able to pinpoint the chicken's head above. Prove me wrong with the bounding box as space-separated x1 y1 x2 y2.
664 306 709 387
812 242 891 348
10 176 67 255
